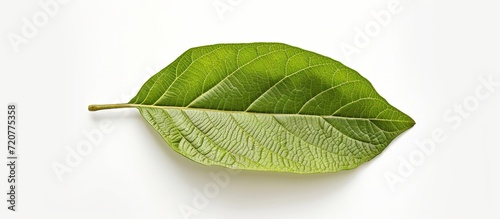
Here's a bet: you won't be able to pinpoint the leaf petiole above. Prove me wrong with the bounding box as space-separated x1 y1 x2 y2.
88 103 137 111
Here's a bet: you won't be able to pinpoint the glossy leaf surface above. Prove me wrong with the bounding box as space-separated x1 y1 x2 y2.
93 43 415 173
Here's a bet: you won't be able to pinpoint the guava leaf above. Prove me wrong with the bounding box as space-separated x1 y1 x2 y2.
89 43 415 173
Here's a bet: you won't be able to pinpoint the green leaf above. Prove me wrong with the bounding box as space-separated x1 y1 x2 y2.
89 42 415 173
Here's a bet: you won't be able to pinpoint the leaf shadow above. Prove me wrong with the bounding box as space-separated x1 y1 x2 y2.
130 111 369 209
88 109 137 122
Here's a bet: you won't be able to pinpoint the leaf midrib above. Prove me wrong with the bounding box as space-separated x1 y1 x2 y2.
90 103 412 124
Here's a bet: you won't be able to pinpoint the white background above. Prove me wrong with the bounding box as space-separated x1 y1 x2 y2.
1 0 499 218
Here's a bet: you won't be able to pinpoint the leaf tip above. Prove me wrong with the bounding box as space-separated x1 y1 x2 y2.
405 115 416 130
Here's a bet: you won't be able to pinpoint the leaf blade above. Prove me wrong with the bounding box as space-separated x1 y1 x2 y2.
122 42 415 173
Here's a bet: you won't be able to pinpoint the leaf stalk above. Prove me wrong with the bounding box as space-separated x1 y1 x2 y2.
88 103 135 111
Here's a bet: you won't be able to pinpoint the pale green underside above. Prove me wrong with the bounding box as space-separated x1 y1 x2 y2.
130 43 414 173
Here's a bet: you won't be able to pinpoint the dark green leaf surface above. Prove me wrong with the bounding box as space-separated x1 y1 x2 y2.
94 42 415 173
